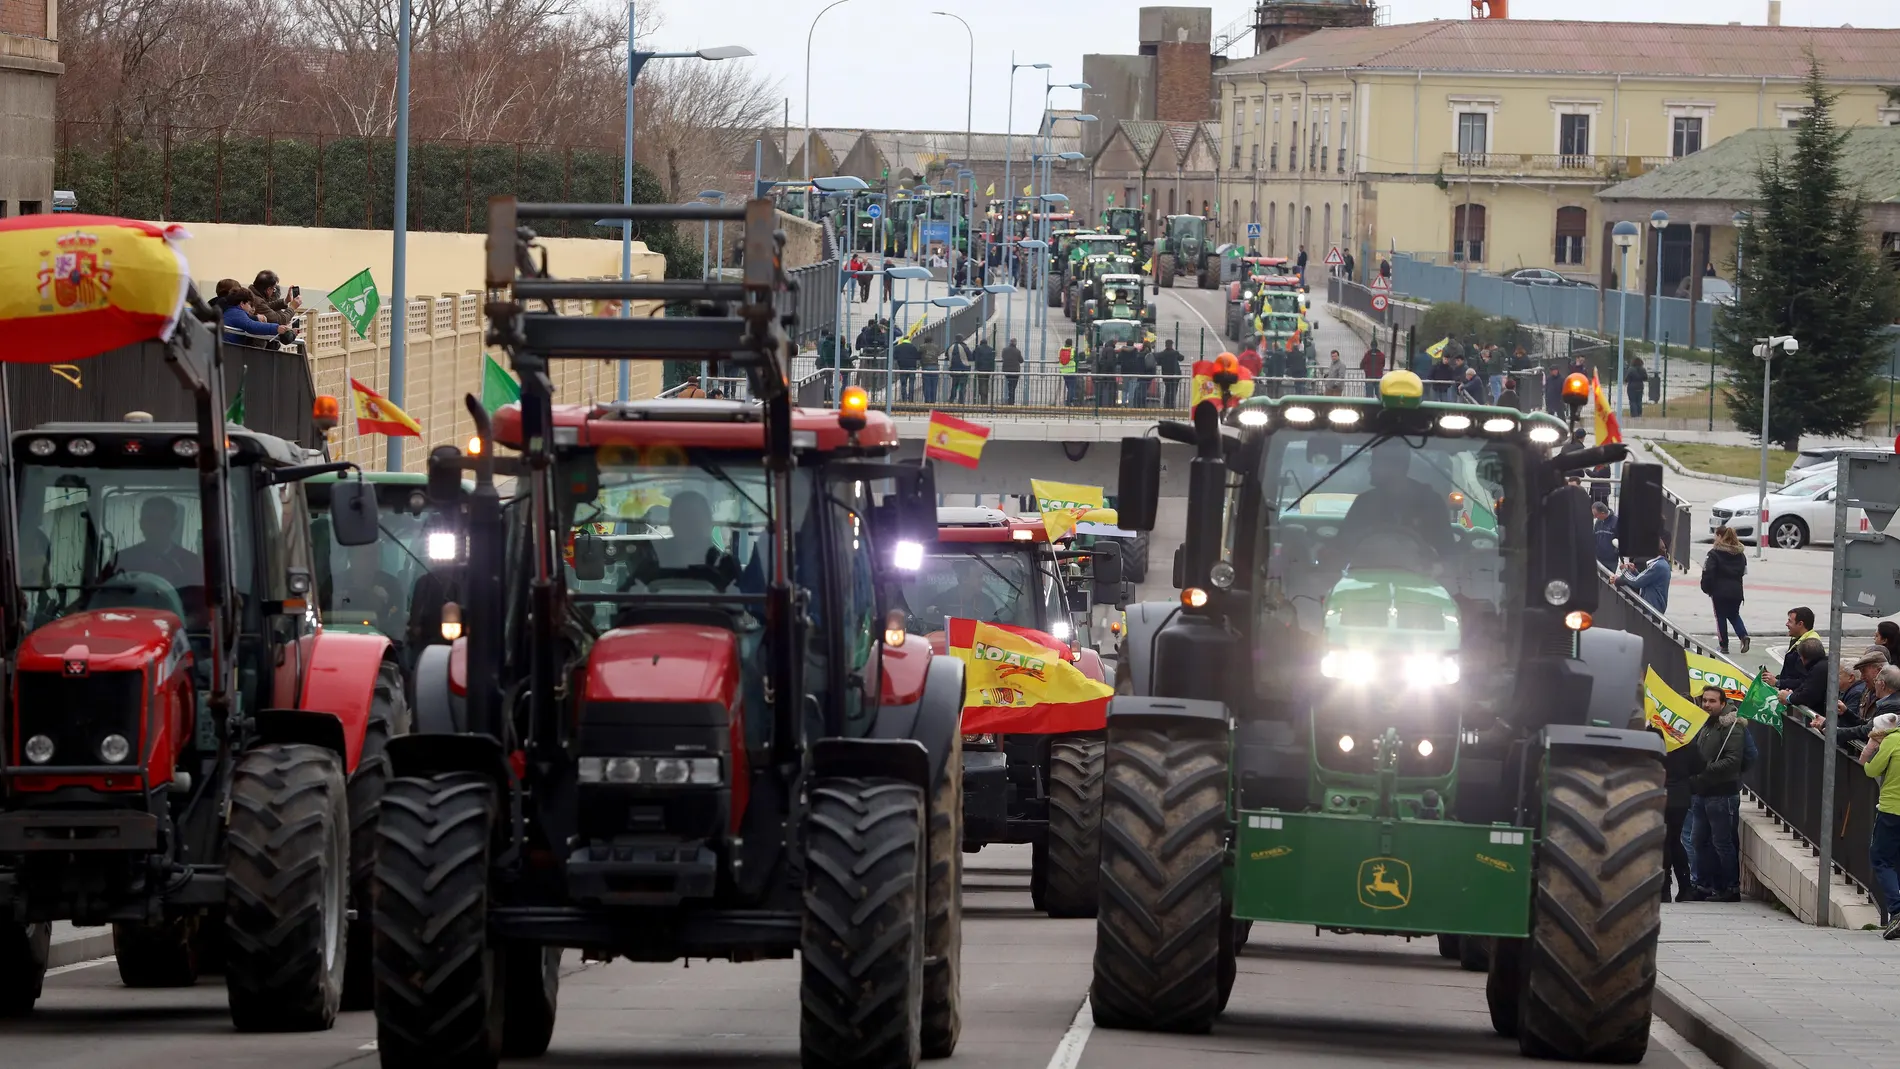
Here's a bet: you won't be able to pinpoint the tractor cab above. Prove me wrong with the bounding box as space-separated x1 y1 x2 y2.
1100 207 1144 245
307 471 468 676
1082 318 1153 365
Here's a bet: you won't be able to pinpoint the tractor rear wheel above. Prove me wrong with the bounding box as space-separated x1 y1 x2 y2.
114 916 200 987
1199 256 1218 289
800 777 926 1069
1518 749 1664 1064
1157 255 1177 289
1047 280 1063 308
500 943 560 1059
1460 934 1490 972
0 921 50 1016
1437 934 1460 960
1042 736 1104 918
373 773 503 1069
922 734 964 1059
1091 721 1228 1034
344 666 408 1010
1487 936 1526 1038
224 743 349 1032
1030 836 1048 912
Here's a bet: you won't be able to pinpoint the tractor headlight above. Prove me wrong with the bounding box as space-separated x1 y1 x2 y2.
98 734 131 764
23 734 54 764
1319 650 1377 681
577 756 722 786
1402 654 1461 686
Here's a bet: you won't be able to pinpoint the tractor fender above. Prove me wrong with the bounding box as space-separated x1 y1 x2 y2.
1574 627 1645 731
412 643 468 736
385 732 514 791
1116 600 1180 697
1105 695 1229 730
297 630 395 773
251 708 347 763
870 655 966 790
1541 724 1663 758
810 737 930 791
1074 646 1106 683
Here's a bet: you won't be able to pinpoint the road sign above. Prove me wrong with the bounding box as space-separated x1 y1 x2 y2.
1371 294 1389 312
1324 246 1344 266
866 203 882 220
1247 223 1262 239
1371 275 1391 291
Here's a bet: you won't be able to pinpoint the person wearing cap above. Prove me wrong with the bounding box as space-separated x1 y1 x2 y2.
1835 646 1888 728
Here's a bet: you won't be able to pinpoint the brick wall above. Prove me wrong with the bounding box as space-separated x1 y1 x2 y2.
0 0 49 38
1155 42 1211 123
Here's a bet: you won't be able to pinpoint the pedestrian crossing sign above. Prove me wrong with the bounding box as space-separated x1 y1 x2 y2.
1325 246 1344 266
1247 223 1262 238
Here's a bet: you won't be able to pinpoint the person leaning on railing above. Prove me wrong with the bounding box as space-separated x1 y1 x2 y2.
1859 705 1900 937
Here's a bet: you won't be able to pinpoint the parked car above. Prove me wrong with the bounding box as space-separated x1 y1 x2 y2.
1698 278 1737 306
1504 267 1593 288
1783 445 1857 484
1708 470 1874 549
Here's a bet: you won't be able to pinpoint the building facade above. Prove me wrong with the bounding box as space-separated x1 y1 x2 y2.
1089 121 1223 234
1214 20 1900 296
1 0 60 216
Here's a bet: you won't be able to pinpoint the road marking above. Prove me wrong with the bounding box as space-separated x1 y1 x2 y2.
1165 290 1223 340
1044 994 1095 1069
45 955 114 977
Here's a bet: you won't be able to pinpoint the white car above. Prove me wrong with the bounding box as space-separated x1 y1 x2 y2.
1708 471 1871 549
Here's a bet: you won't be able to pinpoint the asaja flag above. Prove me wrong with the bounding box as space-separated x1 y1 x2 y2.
948 618 1113 735
1425 337 1450 361
350 377 422 438
1190 357 1256 410
1591 371 1623 445
924 410 990 469
1643 666 1710 752
0 215 192 363
330 268 380 339
1735 670 1784 734
482 353 520 413
225 374 245 425
1031 479 1104 542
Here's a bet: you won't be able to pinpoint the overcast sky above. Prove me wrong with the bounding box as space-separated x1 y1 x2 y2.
647 0 1898 136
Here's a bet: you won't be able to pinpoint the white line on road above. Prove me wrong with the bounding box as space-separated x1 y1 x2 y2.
1165 290 1224 341
45 955 114 977
1044 994 1095 1069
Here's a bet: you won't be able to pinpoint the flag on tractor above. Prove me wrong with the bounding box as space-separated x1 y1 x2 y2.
350 377 422 437
924 410 990 469
330 268 381 339
0 215 192 363
1643 666 1710 752
1425 336 1450 361
1141 257 1154 274
482 354 520 413
1022 184 1032 196
1734 670 1784 733
985 182 996 197
948 618 1113 735
1190 357 1257 409
1031 479 1104 541
225 376 245 425
1591 371 1623 445
901 311 930 342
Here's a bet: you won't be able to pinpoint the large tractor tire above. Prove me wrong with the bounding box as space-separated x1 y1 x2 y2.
800 777 927 1069
1157 255 1177 290
500 943 561 1059
114 916 201 987
343 664 409 1010
1487 936 1526 1038
373 773 503 1069
1065 286 1078 321
1047 279 1063 308
1438 934 1460 960
1042 736 1105 918
1029 837 1048 912
1091 721 1228 1034
1518 749 1665 1064
1199 255 1218 289
1460 934 1491 973
0 921 50 1016
224 743 350 1032
922 734 964 1059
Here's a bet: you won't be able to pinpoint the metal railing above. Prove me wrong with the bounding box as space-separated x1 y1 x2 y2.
1440 152 1676 178
795 370 1375 418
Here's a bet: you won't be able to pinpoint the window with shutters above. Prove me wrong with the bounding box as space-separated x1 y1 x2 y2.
1672 117 1703 157
1452 204 1487 263
1554 206 1586 265
1456 113 1488 164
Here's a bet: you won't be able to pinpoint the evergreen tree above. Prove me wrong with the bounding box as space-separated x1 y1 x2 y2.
1718 59 1900 449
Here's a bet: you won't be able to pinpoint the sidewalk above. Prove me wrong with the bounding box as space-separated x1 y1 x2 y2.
1656 899 1898 1069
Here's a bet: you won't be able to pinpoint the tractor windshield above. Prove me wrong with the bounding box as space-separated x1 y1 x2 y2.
1260 291 1301 315
15 458 255 629
896 544 1048 634
310 480 442 648
1095 321 1143 346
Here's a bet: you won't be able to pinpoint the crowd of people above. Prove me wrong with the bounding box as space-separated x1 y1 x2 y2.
209 270 302 349
813 322 1195 409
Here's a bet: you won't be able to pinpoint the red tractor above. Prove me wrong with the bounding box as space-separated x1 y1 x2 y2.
370 196 966 1068
896 507 1121 917
0 216 404 1024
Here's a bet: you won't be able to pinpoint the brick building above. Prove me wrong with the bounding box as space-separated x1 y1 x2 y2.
1 0 59 215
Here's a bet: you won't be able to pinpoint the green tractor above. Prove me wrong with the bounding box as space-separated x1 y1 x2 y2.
1047 229 1089 306
1069 251 1139 321
1065 234 1138 313
1079 274 1155 337
1080 318 1154 370
1095 371 1669 1062
1100 207 1147 252
1155 215 1218 290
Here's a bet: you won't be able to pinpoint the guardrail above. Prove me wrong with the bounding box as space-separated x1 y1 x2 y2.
805 370 1388 418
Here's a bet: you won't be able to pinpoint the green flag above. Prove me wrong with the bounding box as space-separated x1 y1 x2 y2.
330 268 381 339
225 381 245 426
1735 669 1783 734
482 354 520 412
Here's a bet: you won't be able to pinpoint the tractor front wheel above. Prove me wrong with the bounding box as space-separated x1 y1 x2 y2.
114 916 201 987
1460 934 1491 972
1157 255 1177 289
0 921 50 1016
922 735 964 1059
344 665 409 1010
1437 934 1460 960
500 943 561 1059
1518 749 1664 1063
1042 736 1105 918
372 773 503 1069
800 778 927 1068
1091 721 1228 1034
224 744 350 1032
1487 936 1525 1038
1199 256 1218 289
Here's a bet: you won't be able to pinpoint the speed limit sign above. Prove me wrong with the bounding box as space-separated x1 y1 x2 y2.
1371 294 1389 311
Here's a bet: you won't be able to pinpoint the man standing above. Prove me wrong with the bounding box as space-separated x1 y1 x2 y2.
972 335 996 403
1156 339 1184 409
1765 607 1821 691
948 333 973 404
1483 344 1505 403
1295 245 1309 286
1359 344 1385 398
1591 501 1618 571
1682 685 1746 901
1058 337 1079 405
816 329 840 403
1342 250 1356 282
893 331 921 403
1001 337 1024 405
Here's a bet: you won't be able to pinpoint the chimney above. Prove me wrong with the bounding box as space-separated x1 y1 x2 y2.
1471 0 1508 18
1767 0 1781 25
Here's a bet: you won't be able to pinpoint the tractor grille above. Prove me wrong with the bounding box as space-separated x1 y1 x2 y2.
15 670 142 769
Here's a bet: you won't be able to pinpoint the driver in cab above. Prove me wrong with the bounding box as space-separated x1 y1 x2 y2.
933 560 1004 622
626 490 739 589
1332 443 1456 569
109 496 202 589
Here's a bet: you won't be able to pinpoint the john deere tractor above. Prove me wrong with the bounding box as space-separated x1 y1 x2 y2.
1100 207 1146 253
1095 370 1670 1062
1079 274 1154 337
1154 215 1218 290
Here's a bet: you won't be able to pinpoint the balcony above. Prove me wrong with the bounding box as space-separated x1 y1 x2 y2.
1439 152 1676 180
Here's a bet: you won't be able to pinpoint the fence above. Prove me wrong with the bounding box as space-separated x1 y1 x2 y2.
1387 254 1719 347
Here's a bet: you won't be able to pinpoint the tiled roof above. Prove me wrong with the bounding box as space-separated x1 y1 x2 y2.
1117 121 1167 163
1222 20 1900 81
1597 126 1900 204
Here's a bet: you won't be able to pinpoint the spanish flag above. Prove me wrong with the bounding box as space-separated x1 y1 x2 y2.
948 618 1114 735
1590 371 1622 445
0 214 192 364
1031 479 1104 542
1189 357 1256 410
350 377 422 438
924 410 990 469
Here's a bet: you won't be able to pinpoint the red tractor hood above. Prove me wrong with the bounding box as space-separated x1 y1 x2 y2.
585 624 740 707
17 608 186 674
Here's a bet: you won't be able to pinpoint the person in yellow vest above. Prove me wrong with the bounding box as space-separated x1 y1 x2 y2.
1059 338 1080 405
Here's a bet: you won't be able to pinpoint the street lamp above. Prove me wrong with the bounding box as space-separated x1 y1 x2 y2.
1003 58 1052 341
803 0 857 180
883 264 935 412
1611 221 1640 432
1648 209 1669 395
1753 334 1799 558
933 11 974 163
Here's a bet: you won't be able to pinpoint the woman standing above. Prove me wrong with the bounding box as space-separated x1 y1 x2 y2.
1876 620 1900 661
1703 526 1749 654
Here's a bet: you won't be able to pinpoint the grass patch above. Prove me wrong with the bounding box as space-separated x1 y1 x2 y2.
1654 441 1797 480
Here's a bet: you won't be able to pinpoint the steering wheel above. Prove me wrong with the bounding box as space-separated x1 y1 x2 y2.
81 571 190 622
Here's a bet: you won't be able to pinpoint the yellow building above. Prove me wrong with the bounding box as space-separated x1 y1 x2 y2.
1214 19 1900 298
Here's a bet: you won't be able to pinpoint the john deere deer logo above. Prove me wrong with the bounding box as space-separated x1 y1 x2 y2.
1357 857 1412 910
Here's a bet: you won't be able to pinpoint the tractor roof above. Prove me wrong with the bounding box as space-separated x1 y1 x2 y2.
1258 276 1302 286
17 421 305 464
935 506 1052 544
1245 257 1289 265
1102 274 1144 283
492 399 899 452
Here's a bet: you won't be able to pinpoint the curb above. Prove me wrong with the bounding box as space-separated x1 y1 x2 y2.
1651 973 1801 1069
48 927 115 970
1640 439 1760 486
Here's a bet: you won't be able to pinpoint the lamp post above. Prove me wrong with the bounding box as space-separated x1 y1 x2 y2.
1003 58 1051 347
1611 220 1640 435
697 190 726 388
1032 154 1084 334
933 11 973 163
388 0 413 470
1019 236 1047 369
803 0 855 181
1754 335 1799 558
884 264 934 412
1648 209 1669 392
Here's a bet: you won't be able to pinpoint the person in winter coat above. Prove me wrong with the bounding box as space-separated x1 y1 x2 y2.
1764 607 1820 692
1779 637 1831 715
220 287 293 347
1614 534 1672 613
1591 501 1618 571
1322 350 1348 396
1702 526 1750 654
1683 687 1746 901
1859 697 1900 933
1359 346 1386 398
1156 341 1184 408
1625 357 1649 418
947 334 973 403
1661 718 1708 902
971 337 996 403
1000 338 1024 405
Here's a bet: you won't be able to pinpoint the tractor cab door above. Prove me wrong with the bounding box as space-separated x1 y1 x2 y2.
819 476 883 739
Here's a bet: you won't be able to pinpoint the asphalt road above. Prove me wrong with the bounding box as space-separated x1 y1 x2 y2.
6 842 1715 1069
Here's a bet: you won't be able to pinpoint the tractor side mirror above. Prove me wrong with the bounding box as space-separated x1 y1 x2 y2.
329 479 381 547
1617 463 1665 565
1117 437 1161 532
570 531 606 581
891 462 938 545
1091 541 1125 597
1537 484 1599 615
427 445 464 504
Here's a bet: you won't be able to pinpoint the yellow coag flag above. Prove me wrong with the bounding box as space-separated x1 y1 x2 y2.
1643 666 1710 752
1022 184 1032 196
902 310 929 342
1141 257 1154 274
948 618 1113 734
1685 651 1750 703
985 182 996 197
1031 479 1104 542
1425 337 1450 361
